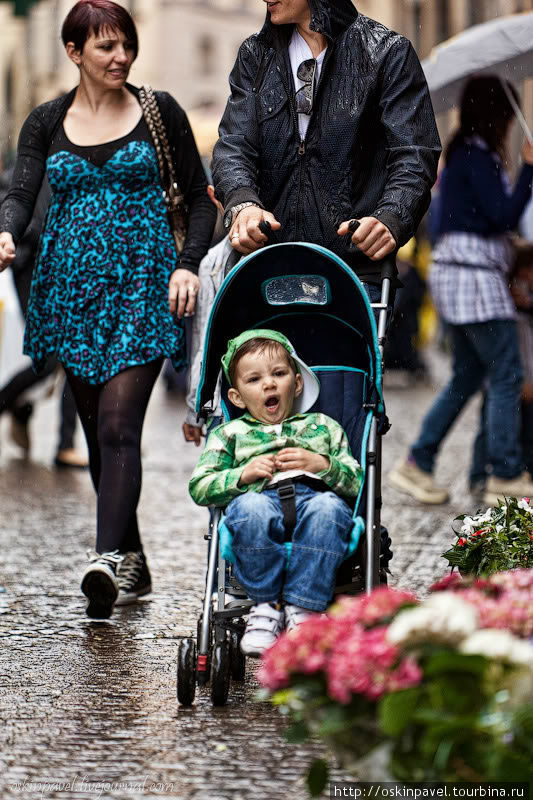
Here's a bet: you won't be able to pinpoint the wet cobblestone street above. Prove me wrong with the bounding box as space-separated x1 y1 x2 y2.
0 348 482 800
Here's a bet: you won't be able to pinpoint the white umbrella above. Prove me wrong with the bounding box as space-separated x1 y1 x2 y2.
422 11 533 141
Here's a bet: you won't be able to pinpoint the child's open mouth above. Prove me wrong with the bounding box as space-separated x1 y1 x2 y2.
265 396 279 414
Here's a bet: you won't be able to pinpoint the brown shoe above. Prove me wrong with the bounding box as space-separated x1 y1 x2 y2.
54 448 89 469
483 472 533 506
388 459 450 504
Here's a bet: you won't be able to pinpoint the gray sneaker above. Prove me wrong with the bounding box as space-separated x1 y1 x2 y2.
388 459 450 504
115 551 152 606
81 550 122 619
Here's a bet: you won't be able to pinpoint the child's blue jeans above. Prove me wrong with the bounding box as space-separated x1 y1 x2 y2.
224 484 353 611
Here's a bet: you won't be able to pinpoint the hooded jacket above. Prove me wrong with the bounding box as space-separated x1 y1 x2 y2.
212 1 441 282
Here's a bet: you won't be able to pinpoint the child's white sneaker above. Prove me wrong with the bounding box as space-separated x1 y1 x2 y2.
284 604 311 631
240 602 284 657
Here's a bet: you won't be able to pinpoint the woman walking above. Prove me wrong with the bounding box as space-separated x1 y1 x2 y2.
389 76 533 506
0 0 215 618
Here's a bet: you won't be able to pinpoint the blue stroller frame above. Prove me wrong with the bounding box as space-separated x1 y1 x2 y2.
177 242 394 706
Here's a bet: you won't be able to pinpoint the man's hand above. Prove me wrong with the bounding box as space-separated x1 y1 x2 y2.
275 447 329 474
337 216 396 261
238 454 276 486
182 422 203 446
229 207 281 255
0 232 16 272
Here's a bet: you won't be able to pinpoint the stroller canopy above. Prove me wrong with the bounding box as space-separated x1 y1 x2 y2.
197 242 382 415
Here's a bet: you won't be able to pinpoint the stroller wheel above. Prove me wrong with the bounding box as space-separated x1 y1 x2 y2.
229 630 246 681
210 636 231 706
177 637 197 706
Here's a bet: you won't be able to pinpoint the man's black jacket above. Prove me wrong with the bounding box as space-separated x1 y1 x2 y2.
212 0 441 282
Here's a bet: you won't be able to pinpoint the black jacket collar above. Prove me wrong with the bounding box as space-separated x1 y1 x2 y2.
258 0 358 49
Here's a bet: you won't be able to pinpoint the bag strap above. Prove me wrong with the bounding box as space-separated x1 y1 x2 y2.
139 85 182 209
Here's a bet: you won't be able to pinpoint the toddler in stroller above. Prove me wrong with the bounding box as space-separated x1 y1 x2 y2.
189 329 363 657
179 241 394 706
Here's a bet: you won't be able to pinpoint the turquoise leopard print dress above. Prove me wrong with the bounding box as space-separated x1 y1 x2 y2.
24 118 185 384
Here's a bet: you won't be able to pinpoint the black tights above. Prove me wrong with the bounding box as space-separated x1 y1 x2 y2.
66 360 162 554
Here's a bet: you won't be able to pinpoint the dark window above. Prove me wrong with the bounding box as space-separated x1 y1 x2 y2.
198 35 215 77
436 0 449 43
467 0 484 27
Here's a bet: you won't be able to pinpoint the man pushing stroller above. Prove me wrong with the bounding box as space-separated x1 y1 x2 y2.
189 329 362 656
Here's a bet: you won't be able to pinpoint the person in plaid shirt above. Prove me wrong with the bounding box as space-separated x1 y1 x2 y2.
189 329 362 656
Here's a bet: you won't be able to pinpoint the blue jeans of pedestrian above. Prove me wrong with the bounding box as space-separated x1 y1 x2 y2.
224 485 353 611
411 319 523 480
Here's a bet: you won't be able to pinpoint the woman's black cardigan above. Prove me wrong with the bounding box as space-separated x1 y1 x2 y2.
0 84 216 273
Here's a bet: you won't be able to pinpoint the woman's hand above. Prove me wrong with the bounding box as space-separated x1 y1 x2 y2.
0 233 16 272
169 268 200 319
182 422 203 446
238 454 276 486
229 207 281 255
275 447 329 474
337 217 396 261
522 383 533 405
522 139 533 166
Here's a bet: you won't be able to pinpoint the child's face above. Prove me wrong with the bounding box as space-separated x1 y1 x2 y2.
228 346 303 424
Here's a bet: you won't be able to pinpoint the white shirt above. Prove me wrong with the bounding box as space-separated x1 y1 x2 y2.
288 29 327 141
429 136 516 325
520 196 533 241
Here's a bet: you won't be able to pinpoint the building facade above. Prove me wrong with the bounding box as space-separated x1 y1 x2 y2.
0 0 532 157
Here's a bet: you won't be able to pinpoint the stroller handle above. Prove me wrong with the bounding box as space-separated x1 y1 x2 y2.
227 220 396 284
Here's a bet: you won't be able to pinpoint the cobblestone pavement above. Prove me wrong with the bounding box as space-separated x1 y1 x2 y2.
0 348 482 800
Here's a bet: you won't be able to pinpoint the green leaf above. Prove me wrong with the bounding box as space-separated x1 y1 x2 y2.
379 688 420 736
315 704 352 737
306 758 329 797
285 720 310 744
424 650 487 677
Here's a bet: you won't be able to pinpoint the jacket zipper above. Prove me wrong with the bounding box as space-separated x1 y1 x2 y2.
279 39 332 230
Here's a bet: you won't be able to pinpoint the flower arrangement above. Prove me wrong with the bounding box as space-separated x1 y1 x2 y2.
430 568 533 639
258 584 533 795
442 496 533 576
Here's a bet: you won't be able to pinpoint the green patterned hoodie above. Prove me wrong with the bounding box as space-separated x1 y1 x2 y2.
189 412 362 507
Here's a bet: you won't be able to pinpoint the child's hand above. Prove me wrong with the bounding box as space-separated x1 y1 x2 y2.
182 422 203 446
239 454 276 486
275 448 329 474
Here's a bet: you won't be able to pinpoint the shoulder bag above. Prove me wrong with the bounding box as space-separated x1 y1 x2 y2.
139 85 187 255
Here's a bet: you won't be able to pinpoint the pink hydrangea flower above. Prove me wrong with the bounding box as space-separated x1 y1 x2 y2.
327 626 422 703
431 569 533 638
258 614 344 689
329 587 418 628
429 573 463 593
258 605 422 703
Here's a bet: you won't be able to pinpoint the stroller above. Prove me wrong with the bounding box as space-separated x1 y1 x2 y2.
178 241 394 706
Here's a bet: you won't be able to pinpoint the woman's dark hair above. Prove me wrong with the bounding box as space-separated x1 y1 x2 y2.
445 75 519 164
61 0 138 58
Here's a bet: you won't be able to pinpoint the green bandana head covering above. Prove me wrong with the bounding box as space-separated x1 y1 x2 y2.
221 328 320 414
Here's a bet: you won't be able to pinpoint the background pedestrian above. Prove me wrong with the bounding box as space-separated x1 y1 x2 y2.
389 76 533 506
0 171 86 467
